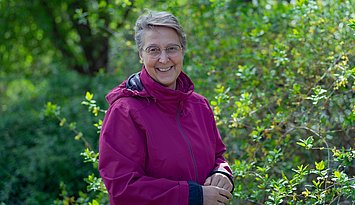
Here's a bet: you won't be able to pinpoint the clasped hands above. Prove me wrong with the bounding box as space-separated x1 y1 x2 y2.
203 173 233 205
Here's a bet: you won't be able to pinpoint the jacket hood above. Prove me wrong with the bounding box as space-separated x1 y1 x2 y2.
106 66 194 107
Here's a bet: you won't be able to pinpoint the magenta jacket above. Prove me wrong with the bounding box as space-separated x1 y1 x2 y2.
99 67 233 205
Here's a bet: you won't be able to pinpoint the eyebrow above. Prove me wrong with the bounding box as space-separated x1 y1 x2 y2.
145 43 180 48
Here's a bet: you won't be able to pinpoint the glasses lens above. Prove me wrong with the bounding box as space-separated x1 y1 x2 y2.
166 45 180 56
145 47 161 57
144 45 181 58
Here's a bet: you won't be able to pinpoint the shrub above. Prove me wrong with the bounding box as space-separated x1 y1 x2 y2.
50 1 354 204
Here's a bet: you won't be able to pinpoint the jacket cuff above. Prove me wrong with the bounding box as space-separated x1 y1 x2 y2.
187 181 203 205
209 170 235 193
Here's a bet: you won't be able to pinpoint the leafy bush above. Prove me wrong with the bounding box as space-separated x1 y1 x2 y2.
1 0 354 204
195 1 355 204
50 1 355 205
45 93 109 205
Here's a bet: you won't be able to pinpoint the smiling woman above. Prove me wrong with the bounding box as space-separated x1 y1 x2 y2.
98 10 234 205
140 26 184 90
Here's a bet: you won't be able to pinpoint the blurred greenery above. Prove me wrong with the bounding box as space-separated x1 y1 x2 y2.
0 0 354 204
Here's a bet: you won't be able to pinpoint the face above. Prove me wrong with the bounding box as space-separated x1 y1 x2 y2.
140 26 184 90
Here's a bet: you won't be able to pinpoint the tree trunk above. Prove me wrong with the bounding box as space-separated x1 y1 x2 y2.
37 0 134 75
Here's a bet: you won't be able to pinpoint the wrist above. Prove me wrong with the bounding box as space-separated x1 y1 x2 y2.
188 181 203 205
208 170 235 193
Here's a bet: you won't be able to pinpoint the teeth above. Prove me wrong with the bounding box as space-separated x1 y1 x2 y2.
157 66 173 72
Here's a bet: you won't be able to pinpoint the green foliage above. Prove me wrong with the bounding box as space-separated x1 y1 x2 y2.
0 59 117 204
297 136 314 149
47 93 108 205
1 0 354 204
191 0 355 204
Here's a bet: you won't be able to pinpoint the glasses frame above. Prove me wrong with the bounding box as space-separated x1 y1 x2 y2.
143 44 183 59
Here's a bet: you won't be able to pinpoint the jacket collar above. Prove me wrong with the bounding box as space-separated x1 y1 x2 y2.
106 66 194 114
140 66 194 103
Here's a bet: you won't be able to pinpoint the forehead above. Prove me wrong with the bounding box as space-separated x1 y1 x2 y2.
143 26 180 47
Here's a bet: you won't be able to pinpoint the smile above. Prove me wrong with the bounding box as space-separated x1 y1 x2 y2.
156 66 174 72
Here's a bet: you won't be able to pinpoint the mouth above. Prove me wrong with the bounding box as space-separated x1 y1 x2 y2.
156 65 174 72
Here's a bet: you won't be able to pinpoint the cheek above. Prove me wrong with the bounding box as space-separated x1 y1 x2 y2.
175 57 184 68
143 57 155 67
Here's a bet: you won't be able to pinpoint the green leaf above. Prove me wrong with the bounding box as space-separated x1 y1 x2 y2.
348 19 355 30
210 100 217 106
334 170 341 178
74 132 83 140
59 118 66 127
315 160 325 171
85 91 94 101
312 180 320 187
44 102 60 116
296 142 306 147
89 199 99 205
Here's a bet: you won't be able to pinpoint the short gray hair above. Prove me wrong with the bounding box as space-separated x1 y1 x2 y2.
134 10 186 52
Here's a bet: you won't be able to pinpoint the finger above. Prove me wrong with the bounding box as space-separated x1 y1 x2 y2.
221 191 233 200
219 188 233 199
221 179 233 192
204 176 212 185
210 175 221 187
216 177 226 189
223 183 232 192
217 194 230 204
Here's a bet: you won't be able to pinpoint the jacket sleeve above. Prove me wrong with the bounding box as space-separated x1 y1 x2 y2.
212 120 233 175
205 99 234 190
98 103 189 205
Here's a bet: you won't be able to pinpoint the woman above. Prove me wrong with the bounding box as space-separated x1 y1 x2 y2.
99 10 234 205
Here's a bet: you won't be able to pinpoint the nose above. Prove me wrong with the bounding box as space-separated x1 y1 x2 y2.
158 50 170 64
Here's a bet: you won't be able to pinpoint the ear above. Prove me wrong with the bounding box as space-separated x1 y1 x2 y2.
139 52 143 63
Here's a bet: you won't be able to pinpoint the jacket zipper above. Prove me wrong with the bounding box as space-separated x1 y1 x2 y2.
175 102 199 182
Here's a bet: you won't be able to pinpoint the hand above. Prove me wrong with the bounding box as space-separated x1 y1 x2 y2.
202 185 232 205
204 173 233 192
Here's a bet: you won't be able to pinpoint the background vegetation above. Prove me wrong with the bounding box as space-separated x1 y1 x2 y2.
0 0 354 204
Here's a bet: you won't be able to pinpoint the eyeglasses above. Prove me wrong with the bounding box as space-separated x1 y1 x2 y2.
143 45 182 59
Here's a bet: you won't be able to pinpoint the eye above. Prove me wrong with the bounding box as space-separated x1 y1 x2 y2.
166 45 180 52
146 47 160 53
